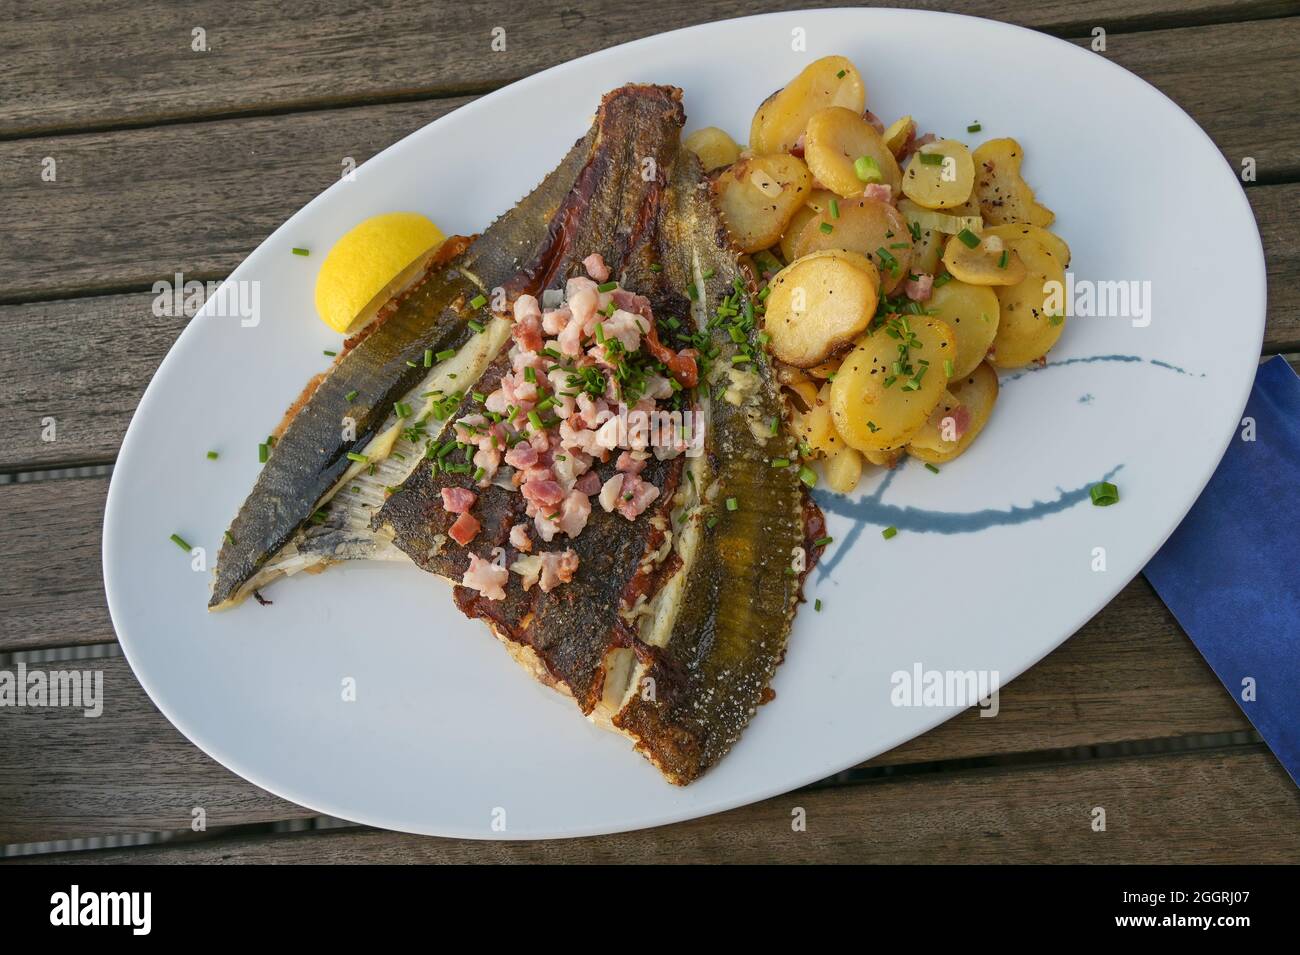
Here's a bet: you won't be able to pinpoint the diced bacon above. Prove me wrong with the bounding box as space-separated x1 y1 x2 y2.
461 552 506 600
791 132 806 158
583 253 610 283
512 294 541 323
616 450 647 475
542 307 571 336
520 463 554 486
441 487 477 514
504 443 538 470
449 512 482 547
521 478 565 508
538 549 580 593
453 414 487 443
862 183 892 203
473 446 500 483
575 470 602 496
863 109 886 134
565 275 599 301
512 348 548 375
611 288 653 321
509 522 532 553
528 430 550 454
511 313 543 353
533 511 559 543
559 418 602 456
558 313 585 356
598 472 624 512
643 374 674 400
905 273 934 302
485 387 510 414
602 309 645 352
551 450 591 489
901 132 937 163
555 490 591 538
615 473 660 521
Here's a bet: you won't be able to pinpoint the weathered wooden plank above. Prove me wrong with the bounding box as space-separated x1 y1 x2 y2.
0 653 315 846
18 747 1298 863
2 185 1293 472
1 1 1292 139
0 569 1253 843
0 98 468 303
1 18 1297 303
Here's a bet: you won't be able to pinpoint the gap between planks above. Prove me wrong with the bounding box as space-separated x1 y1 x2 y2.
6 745 1296 864
1 2 1296 141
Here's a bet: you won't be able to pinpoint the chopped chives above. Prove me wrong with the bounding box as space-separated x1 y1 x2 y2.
406 360 417 367
836 69 846 78
424 348 433 367
1090 482 1120 506
706 515 719 529
473 466 485 482
346 389 359 401
889 242 910 250
815 599 823 612
933 272 953 287
468 294 487 309
769 416 779 435
819 222 834 234
206 450 218 460
854 155 881 183
467 319 485 333
925 463 940 474
649 263 662 272
725 497 738 511
702 268 716 280
542 347 563 360
258 443 269 463
346 452 369 463
798 466 817 488
435 348 456 361
471 391 487 403
882 526 898 540
997 250 1009 269
943 359 954 377
770 457 791 468
527 410 544 432
224 531 235 546
967 122 982 133
596 280 618 293
687 282 699 301
291 247 309 256
524 366 536 384
812 536 833 548
323 349 337 357
830 198 840 219
866 421 879 433
169 533 192 551
919 152 945 166
1048 313 1064 326
957 229 981 249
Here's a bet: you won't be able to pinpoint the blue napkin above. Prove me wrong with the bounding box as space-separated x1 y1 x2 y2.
1144 356 1300 786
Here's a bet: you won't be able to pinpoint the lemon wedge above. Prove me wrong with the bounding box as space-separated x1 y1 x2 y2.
313 212 445 334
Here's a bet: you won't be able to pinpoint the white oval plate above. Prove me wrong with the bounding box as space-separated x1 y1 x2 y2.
104 9 1264 839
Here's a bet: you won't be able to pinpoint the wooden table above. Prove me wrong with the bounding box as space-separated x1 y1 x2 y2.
2 0 1298 864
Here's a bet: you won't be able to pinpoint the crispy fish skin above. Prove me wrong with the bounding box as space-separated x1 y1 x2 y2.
208 104 608 610
603 153 822 783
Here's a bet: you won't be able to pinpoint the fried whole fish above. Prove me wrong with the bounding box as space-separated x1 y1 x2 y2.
375 141 824 784
209 85 824 784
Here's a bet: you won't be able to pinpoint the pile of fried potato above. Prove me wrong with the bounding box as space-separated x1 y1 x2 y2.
686 55 1071 493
